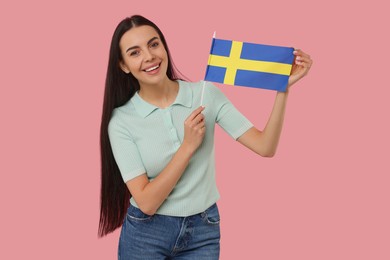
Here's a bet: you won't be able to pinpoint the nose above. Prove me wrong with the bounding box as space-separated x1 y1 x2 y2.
144 49 154 62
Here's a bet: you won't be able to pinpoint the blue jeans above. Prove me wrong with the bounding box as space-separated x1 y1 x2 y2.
118 203 221 260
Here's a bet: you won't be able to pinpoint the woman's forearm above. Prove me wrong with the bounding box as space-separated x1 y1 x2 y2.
237 91 288 157
126 143 194 215
260 91 289 156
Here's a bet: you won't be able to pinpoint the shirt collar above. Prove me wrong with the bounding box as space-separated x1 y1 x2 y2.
131 80 193 118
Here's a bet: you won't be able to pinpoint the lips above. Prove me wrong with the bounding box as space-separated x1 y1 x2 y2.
143 63 160 72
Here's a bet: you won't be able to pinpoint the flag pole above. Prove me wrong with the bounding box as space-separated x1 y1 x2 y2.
201 31 216 107
200 80 206 107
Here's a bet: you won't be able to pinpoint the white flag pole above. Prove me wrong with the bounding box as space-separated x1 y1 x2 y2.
200 81 206 107
201 31 216 107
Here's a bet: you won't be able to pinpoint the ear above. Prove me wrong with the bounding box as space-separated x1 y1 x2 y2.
119 61 130 74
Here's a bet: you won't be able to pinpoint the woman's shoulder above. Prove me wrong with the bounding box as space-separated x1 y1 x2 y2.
109 99 137 126
113 96 138 114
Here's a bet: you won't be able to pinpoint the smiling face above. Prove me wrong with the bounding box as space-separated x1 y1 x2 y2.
119 25 169 88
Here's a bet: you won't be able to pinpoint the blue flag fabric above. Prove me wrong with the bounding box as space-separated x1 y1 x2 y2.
204 38 294 92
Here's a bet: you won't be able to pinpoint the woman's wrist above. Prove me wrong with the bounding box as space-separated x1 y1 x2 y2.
178 141 195 159
277 89 289 97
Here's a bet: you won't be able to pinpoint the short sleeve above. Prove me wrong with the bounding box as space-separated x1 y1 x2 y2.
108 115 146 183
208 82 254 140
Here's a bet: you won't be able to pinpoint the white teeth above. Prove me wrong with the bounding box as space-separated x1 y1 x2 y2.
145 65 159 72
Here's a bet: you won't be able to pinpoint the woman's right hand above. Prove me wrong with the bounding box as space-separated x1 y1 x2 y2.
182 106 206 156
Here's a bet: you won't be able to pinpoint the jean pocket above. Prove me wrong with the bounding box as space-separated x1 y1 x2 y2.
126 205 153 222
202 204 220 225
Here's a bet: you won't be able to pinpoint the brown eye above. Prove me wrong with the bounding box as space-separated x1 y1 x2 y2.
150 42 159 48
130 50 140 56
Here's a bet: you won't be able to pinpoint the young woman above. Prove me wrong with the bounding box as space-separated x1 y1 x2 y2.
99 15 312 259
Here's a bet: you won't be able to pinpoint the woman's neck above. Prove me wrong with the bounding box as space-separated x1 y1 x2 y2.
138 78 179 109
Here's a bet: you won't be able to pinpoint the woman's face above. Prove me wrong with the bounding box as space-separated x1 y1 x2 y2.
119 25 169 87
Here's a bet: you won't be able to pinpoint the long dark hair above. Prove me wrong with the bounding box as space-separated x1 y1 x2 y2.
99 15 183 237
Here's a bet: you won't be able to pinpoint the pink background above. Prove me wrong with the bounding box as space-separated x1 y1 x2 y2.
1 0 389 259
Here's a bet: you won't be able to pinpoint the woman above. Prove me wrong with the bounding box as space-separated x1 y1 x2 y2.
99 15 312 259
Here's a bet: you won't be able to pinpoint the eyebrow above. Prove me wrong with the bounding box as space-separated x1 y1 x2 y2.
125 36 159 53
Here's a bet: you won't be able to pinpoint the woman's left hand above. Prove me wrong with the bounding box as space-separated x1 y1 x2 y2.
287 49 313 88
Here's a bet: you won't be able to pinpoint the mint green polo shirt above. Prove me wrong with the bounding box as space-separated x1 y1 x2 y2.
108 80 253 216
